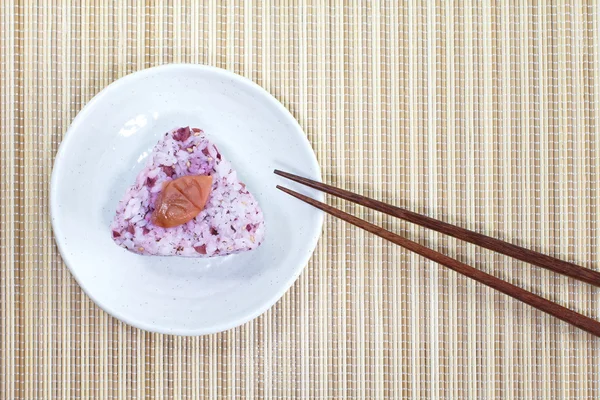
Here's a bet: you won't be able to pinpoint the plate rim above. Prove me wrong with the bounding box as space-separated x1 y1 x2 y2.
50 63 324 335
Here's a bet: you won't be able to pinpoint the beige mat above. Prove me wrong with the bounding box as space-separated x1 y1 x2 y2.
2 2 600 399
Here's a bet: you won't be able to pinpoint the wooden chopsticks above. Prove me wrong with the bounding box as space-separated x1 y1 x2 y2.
275 169 600 338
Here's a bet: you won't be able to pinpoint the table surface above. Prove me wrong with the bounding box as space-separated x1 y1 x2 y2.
1 2 599 399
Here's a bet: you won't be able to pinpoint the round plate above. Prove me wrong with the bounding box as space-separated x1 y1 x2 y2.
51 64 323 335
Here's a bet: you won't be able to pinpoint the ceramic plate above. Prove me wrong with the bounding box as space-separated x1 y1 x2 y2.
51 64 323 335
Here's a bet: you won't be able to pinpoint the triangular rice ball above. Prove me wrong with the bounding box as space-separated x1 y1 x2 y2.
111 126 265 257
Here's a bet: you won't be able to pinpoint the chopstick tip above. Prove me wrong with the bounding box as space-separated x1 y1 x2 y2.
276 185 294 196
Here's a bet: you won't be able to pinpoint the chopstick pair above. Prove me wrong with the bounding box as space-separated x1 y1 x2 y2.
275 169 600 338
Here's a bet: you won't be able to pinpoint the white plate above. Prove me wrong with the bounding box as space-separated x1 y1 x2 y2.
51 65 323 335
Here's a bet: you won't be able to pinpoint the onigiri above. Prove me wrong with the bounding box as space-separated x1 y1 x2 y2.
110 126 265 257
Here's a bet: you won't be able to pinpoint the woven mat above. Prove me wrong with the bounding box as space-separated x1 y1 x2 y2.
2 2 600 399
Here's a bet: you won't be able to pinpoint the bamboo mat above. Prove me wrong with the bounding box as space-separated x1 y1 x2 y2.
2 1 600 399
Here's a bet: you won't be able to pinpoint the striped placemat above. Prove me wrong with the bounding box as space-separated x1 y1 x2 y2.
1 2 599 399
